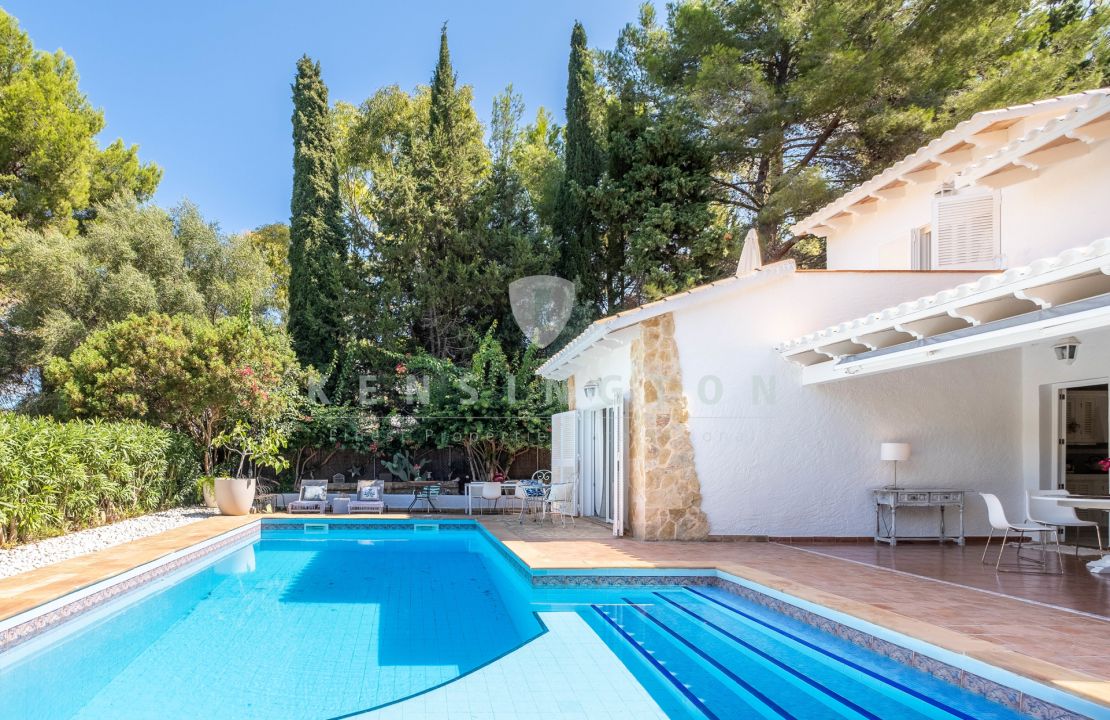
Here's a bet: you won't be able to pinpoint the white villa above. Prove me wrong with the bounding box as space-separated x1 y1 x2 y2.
538 89 1110 548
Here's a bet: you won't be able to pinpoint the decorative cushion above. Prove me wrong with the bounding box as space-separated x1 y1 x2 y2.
358 485 380 502
302 484 326 502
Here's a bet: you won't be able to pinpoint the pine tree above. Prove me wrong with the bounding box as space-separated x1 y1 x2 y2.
553 21 605 309
288 55 346 370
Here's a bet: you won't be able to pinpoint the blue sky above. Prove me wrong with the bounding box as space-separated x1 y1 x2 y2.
5 1 657 233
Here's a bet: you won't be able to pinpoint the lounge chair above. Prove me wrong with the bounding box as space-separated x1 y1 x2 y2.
350 479 386 514
288 478 328 514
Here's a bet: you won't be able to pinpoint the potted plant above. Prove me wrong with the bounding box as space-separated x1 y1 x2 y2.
197 475 218 508
212 420 289 516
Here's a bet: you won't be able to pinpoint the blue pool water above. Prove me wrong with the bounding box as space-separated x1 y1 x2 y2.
0 523 1040 719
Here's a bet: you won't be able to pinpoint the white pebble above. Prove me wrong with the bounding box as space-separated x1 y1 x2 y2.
0 507 218 579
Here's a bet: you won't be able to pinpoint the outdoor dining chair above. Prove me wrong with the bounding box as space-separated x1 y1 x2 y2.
1027 490 1103 555
516 480 547 524
545 482 576 527
480 481 503 514
288 478 328 514
407 484 441 513
979 492 1060 571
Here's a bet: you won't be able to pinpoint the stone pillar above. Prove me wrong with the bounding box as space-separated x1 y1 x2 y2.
627 313 709 540
566 376 576 411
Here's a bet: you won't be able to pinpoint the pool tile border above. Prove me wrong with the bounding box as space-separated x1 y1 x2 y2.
696 575 1090 720
0 523 260 654
0 517 1098 720
521 570 1091 718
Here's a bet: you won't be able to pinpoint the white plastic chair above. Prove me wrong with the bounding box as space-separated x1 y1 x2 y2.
481 481 503 514
979 492 1058 570
1027 490 1104 555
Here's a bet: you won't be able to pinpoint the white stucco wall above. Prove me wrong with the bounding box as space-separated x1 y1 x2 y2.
999 141 1110 266
565 270 1034 538
825 183 937 270
570 335 634 411
825 138 1110 272
1019 326 1110 494
672 273 1024 538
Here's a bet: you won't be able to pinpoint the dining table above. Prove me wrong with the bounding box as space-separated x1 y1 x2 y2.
464 481 519 515
1056 496 1110 574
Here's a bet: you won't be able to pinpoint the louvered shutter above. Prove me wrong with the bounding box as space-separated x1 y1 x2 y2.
932 192 999 269
551 410 579 486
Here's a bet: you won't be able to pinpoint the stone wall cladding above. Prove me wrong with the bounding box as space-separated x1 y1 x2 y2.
628 313 709 540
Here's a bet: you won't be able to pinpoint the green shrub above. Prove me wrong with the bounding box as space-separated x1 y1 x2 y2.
0 412 199 544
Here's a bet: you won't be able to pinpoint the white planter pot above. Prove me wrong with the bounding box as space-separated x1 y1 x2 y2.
201 483 218 508
214 477 256 516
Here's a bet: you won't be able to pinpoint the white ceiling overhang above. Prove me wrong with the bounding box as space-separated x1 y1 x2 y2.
777 238 1110 384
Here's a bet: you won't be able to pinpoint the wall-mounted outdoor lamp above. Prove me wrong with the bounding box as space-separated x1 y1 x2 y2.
1052 336 1081 365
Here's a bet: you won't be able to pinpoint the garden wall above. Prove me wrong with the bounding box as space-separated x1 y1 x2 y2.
301 446 551 491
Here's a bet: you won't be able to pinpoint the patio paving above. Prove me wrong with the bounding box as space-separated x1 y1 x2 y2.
1 511 1107 711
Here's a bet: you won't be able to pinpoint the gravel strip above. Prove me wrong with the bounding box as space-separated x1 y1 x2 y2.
0 506 219 579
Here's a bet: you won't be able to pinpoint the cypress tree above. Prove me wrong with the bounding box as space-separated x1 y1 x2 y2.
553 22 604 308
288 55 346 370
429 23 456 139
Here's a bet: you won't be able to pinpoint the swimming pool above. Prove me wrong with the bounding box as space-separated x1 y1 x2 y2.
0 520 1093 719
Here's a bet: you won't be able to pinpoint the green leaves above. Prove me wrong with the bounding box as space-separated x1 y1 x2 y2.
629 0 1110 263
289 55 347 371
0 413 198 544
0 197 283 393
0 10 159 236
45 313 303 476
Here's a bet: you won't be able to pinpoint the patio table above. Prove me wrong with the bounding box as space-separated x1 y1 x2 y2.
1055 496 1110 574
465 481 518 514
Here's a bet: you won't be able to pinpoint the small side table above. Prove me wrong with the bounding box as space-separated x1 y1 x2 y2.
331 497 350 515
873 488 965 546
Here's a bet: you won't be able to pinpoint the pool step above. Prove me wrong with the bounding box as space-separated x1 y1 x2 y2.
593 591 996 720
591 603 789 719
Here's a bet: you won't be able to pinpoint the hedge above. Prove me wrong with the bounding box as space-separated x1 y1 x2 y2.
0 413 199 544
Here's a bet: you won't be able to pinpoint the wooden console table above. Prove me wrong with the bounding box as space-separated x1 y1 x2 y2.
873 488 965 546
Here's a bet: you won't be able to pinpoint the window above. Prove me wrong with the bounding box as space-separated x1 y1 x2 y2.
932 190 999 269
910 226 932 270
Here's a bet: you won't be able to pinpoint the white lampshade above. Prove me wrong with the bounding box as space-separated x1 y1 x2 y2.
880 442 911 462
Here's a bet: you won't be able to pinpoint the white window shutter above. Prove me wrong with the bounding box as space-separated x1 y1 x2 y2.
551 410 579 485
932 192 999 269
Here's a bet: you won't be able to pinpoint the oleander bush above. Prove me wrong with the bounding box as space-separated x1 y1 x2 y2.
0 413 199 545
